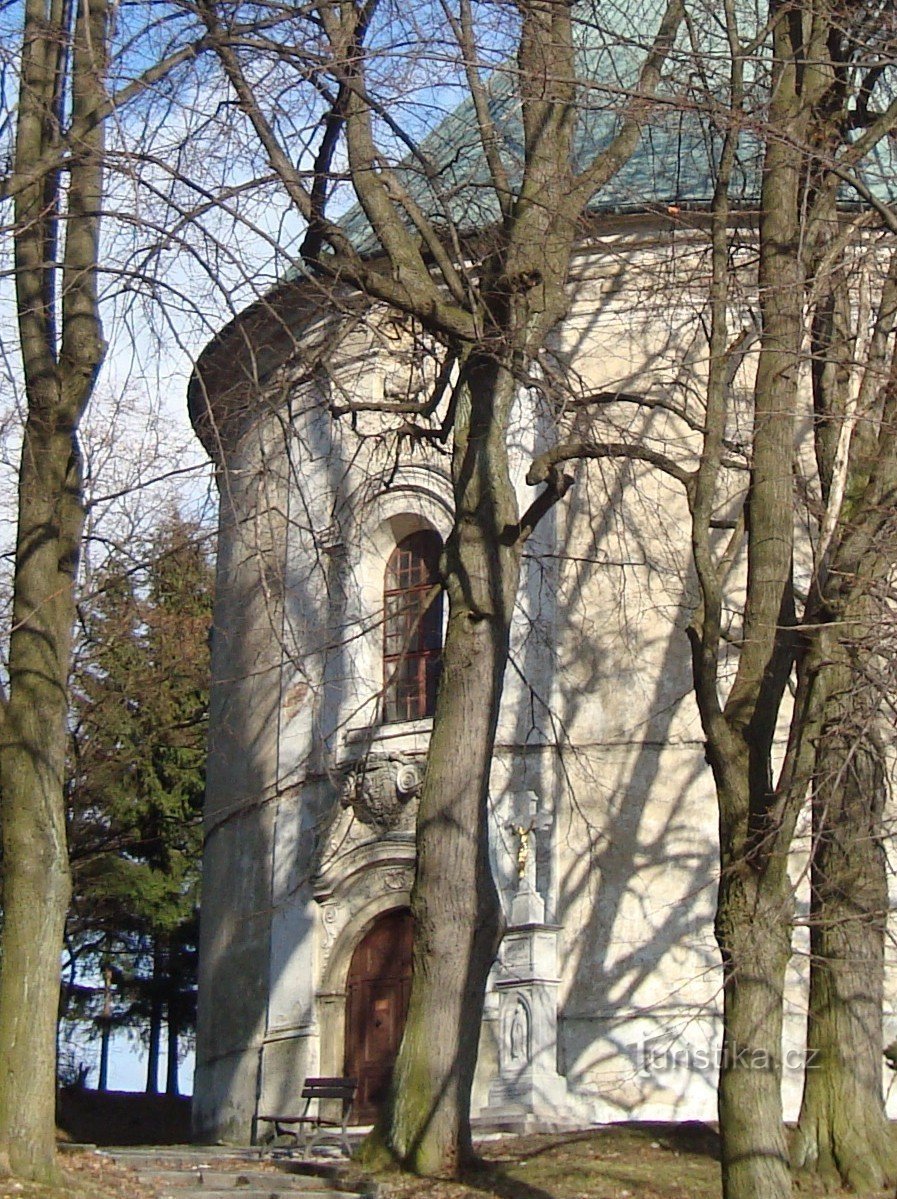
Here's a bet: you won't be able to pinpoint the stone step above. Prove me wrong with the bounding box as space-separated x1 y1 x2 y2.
107 1150 264 1171
105 1145 368 1199
136 1168 341 1191
153 1191 355 1199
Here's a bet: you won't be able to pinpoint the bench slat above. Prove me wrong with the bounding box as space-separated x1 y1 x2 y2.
258 1116 341 1126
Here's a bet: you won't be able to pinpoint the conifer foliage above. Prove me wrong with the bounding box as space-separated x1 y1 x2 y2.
63 515 212 1094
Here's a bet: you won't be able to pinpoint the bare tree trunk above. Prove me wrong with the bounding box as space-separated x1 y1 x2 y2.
715 864 793 1199
709 103 804 1199
97 966 114 1092
98 1020 111 1093
0 414 90 1180
166 1007 180 1098
146 989 162 1096
793 682 897 1189
360 356 519 1176
701 8 827 1193
0 421 86 1184
0 0 108 1180
794 169 897 1188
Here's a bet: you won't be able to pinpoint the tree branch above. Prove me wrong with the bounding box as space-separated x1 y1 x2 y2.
527 439 695 492
569 0 685 211
503 467 575 546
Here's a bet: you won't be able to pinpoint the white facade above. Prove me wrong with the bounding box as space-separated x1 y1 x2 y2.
189 221 891 1143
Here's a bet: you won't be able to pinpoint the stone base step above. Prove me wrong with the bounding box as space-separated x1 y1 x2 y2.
103 1147 370 1199
136 1169 342 1190
153 1191 354 1199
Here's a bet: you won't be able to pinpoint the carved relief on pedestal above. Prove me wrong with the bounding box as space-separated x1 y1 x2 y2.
509 997 531 1064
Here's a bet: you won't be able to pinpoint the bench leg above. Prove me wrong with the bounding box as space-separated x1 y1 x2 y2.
300 1128 313 1155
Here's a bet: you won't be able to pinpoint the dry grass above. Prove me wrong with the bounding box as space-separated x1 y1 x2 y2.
366 1123 897 1199
370 1124 722 1199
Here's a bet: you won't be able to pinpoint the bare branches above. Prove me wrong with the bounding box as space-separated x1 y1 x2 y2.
195 0 349 257
527 438 695 491
569 0 685 213
0 40 208 206
440 0 512 221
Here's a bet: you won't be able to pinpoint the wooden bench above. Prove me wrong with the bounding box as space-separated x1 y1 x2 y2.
258 1076 357 1156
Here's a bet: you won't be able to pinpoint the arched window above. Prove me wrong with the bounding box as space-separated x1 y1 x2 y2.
383 530 443 723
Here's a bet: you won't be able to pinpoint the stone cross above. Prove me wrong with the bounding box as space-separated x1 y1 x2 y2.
509 792 550 882
507 790 550 924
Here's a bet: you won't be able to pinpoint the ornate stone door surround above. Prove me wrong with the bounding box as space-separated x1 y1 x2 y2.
311 824 417 1088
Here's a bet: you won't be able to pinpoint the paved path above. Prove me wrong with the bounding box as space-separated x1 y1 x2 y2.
105 1146 372 1199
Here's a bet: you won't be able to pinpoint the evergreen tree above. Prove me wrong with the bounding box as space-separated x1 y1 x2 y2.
63 514 212 1094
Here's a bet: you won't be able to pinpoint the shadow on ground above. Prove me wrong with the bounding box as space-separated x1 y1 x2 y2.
375 1122 723 1199
57 1088 192 1146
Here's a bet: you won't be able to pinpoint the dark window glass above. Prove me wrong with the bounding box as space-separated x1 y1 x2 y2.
383 531 443 723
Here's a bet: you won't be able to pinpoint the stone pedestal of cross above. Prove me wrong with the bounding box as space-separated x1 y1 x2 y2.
486 790 574 1128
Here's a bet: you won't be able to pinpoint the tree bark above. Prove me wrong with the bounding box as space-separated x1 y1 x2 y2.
793 677 897 1189
715 862 793 1199
96 966 113 1092
0 0 108 1179
0 421 86 1181
795 171 897 1188
146 989 162 1095
698 6 838 1193
359 355 519 1176
709 101 804 1199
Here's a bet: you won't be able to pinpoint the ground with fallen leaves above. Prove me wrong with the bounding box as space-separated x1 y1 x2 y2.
0 1149 155 1199
372 1124 722 1199
2 1127 722 1199
1 1103 893 1199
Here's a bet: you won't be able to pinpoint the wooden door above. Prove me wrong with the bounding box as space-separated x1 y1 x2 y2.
344 908 413 1122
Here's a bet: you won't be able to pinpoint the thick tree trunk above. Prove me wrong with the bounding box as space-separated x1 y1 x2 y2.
0 0 106 1181
795 99 897 1189
0 396 92 1182
793 710 897 1189
359 357 519 1177
0 745 71 1181
0 427 82 1182
706 12 812 1195
715 861 793 1199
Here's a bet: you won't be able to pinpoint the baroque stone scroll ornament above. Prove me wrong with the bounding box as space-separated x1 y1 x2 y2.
340 756 422 833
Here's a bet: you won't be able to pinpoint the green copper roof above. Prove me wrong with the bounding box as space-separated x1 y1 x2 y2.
333 0 897 249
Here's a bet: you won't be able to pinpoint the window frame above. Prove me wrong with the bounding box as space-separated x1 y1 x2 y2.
382 530 443 724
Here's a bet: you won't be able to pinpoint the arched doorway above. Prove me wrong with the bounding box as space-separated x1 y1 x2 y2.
344 907 413 1122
